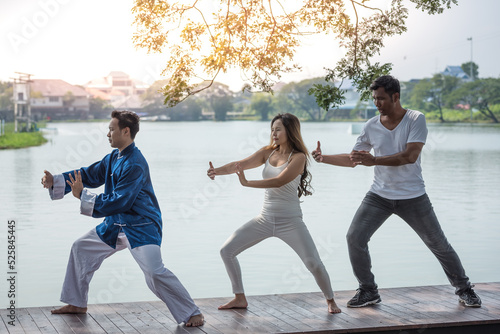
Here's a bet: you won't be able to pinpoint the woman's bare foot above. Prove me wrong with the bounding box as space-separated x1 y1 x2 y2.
218 293 248 310
327 298 341 314
51 305 87 314
185 313 204 327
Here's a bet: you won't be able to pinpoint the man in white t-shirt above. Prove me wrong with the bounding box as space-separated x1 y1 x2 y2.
312 75 481 308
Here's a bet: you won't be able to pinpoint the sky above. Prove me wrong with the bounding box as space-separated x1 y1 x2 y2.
1 0 499 91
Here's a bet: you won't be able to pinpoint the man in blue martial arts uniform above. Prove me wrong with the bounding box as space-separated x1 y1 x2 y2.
41 110 204 327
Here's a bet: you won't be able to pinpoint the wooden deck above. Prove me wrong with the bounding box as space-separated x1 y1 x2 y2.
1 282 499 334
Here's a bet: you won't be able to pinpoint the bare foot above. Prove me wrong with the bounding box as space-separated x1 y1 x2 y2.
51 305 87 314
218 294 248 310
327 298 341 314
185 313 204 327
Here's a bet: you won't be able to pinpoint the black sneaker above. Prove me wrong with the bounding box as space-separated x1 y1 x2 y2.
458 287 482 307
347 288 381 308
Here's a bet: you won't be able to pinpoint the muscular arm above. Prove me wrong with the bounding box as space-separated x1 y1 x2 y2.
351 142 424 166
240 153 306 188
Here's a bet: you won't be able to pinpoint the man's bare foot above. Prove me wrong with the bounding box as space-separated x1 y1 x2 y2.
51 305 87 314
218 294 248 310
327 298 341 314
185 313 204 327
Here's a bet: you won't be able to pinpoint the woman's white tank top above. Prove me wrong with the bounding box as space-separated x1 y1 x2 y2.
260 150 302 218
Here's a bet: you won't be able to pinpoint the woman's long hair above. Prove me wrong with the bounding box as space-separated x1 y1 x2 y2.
266 113 313 197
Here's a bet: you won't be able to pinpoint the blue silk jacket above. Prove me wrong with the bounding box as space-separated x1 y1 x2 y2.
53 143 162 248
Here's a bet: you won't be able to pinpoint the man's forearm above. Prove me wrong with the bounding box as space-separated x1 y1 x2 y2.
372 153 416 166
321 154 356 167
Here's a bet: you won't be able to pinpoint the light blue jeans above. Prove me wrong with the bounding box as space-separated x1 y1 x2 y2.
346 192 471 294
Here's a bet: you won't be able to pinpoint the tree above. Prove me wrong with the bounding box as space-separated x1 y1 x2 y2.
142 79 171 114
461 61 478 80
0 81 13 121
250 92 275 121
195 82 234 121
409 74 460 122
132 0 457 109
451 78 500 123
89 97 113 119
275 77 329 121
169 98 202 121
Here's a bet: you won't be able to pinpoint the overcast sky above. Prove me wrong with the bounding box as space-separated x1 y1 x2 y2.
1 0 499 91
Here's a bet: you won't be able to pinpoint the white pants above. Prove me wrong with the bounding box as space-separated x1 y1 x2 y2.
220 214 334 300
60 229 200 324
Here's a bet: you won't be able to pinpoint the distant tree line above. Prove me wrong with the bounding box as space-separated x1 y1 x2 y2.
142 63 500 123
1 61 499 123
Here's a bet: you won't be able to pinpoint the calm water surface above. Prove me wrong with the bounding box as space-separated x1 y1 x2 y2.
1 121 499 308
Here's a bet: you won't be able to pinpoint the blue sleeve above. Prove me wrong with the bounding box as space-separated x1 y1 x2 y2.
91 164 145 218
62 155 109 195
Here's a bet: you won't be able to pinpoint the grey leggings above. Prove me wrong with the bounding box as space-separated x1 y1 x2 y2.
220 214 334 300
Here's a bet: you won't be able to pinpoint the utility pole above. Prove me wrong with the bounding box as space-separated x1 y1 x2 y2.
11 72 33 132
467 37 473 121
467 37 473 80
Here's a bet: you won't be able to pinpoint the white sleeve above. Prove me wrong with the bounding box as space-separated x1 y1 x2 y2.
80 188 97 217
408 113 428 144
49 174 66 200
353 126 372 152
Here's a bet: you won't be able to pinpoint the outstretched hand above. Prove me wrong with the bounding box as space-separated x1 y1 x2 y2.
66 170 83 199
41 170 54 188
235 163 248 186
312 141 324 163
207 161 216 180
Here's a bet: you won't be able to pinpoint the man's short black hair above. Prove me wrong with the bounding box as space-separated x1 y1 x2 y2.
369 75 400 98
111 110 140 139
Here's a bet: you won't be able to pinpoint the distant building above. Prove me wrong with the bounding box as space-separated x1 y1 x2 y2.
329 79 377 119
84 71 149 111
30 79 90 120
441 66 471 81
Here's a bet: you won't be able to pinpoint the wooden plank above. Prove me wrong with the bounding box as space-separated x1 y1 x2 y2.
40 308 75 334
10 283 500 334
134 301 189 334
190 298 240 334
298 291 411 332
290 291 364 330
0 311 11 334
25 308 58 334
120 301 178 333
59 314 96 334
422 285 500 322
16 308 41 334
245 294 302 332
85 304 123 334
91 303 139 333
107 302 159 334
0 310 26 334
141 300 208 334
198 295 267 334
269 293 351 330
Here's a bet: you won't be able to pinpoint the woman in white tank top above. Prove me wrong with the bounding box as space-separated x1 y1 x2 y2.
207 113 341 314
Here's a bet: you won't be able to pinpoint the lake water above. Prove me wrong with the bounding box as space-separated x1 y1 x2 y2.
1 121 499 308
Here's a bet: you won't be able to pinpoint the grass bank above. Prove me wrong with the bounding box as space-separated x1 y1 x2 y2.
0 122 48 149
